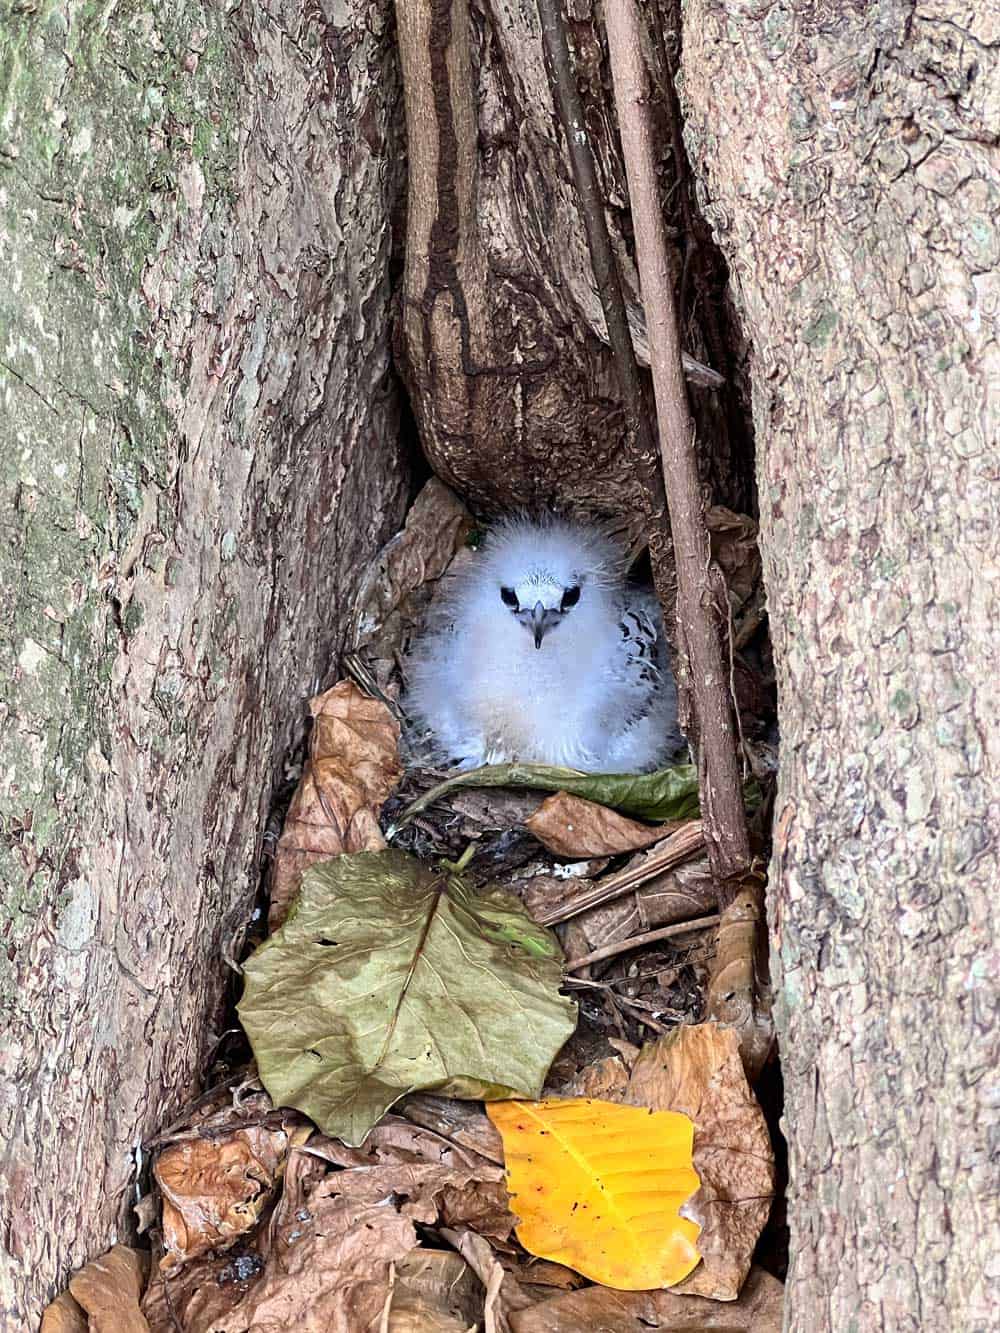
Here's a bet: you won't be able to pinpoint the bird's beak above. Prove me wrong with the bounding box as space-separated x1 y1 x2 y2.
530 602 547 649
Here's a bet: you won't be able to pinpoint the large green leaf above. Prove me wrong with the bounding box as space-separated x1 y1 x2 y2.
389 763 704 832
238 850 577 1145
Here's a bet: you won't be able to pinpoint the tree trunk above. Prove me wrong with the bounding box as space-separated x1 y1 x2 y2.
680 4 998 1328
0 1 408 1325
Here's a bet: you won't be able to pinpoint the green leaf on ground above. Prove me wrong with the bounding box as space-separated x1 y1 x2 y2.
389 763 706 832
238 850 577 1145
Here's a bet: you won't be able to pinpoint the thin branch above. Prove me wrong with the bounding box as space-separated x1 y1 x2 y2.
566 913 720 971
603 0 751 891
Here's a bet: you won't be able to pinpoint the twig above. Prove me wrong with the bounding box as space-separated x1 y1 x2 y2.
535 820 704 925
603 0 751 893
606 992 670 1035
566 913 720 971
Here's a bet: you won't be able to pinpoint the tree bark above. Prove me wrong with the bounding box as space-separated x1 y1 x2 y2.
680 3 999 1328
0 1 408 1325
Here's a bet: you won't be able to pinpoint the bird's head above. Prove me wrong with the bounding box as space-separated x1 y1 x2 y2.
499 576 581 648
481 516 620 650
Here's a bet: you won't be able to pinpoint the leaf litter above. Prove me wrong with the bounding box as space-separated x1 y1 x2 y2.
42 480 782 1330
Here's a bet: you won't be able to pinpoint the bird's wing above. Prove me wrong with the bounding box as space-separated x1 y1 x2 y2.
617 597 664 703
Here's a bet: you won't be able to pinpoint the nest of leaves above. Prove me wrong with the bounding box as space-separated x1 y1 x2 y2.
45 480 781 1333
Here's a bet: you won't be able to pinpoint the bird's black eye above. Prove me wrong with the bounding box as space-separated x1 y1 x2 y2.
500 586 519 608
561 585 581 610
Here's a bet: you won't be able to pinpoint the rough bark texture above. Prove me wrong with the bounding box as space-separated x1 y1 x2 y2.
394 0 752 522
680 3 999 1328
0 1 408 1325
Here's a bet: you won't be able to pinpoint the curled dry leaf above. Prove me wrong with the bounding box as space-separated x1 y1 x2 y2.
269 680 403 929
348 477 472 657
155 1116 309 1268
440 1228 536 1333
508 1263 783 1332
624 1023 775 1300
66 1244 149 1333
706 874 773 1080
525 792 676 858
401 1093 506 1164
391 762 702 833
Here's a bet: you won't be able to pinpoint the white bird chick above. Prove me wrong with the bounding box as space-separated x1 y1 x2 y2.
406 515 683 773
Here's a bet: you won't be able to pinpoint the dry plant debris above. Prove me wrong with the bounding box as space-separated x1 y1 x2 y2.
488 1097 701 1290
154 1101 310 1268
268 680 403 929
240 849 577 1144
625 1024 775 1299
525 791 680 857
391 761 703 833
508 1263 783 1331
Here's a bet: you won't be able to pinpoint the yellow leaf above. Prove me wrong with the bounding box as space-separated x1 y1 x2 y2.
487 1097 701 1291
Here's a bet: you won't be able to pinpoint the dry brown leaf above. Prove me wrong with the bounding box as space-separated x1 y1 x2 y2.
508 1263 783 1331
567 855 717 955
348 477 472 655
155 1117 307 1268
67 1244 149 1333
526 792 675 858
295 1119 516 1243
563 1052 632 1101
269 680 403 928
213 1194 416 1331
401 1094 505 1164
387 1250 482 1332
706 876 773 1080
143 1253 259 1333
441 1229 535 1333
39 1292 88 1333
706 507 761 611
625 1023 775 1300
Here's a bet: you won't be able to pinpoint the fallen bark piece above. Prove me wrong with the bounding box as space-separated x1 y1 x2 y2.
269 680 403 928
67 1245 149 1333
509 1263 783 1331
526 791 677 857
242 850 577 1144
625 1023 775 1300
488 1098 700 1290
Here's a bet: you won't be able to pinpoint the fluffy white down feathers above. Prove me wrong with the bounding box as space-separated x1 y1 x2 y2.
406 516 684 773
